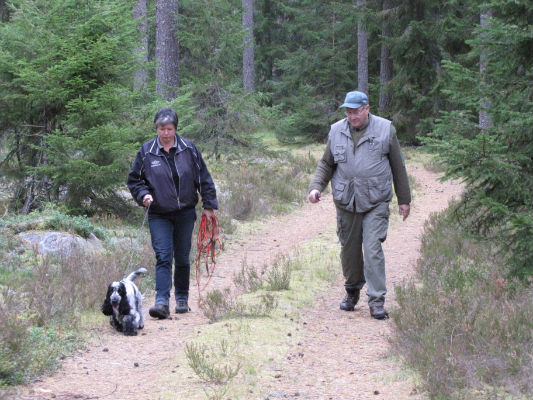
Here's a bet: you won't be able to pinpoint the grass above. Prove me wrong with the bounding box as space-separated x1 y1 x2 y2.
156 222 340 399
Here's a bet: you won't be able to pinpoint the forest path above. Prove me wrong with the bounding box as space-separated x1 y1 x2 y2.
15 163 462 400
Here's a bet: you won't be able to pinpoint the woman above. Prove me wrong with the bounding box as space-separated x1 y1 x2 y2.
127 108 218 319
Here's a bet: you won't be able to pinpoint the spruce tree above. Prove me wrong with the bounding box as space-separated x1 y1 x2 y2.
0 0 139 214
425 1 533 278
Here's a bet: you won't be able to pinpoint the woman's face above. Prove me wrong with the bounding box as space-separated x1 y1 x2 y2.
156 123 176 146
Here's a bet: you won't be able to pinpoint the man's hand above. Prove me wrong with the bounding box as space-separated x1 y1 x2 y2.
142 194 153 207
308 189 321 203
202 209 219 241
399 204 410 221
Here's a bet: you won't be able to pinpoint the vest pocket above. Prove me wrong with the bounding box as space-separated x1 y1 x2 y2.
333 145 346 163
367 139 383 160
333 181 346 202
368 176 392 204
332 180 354 207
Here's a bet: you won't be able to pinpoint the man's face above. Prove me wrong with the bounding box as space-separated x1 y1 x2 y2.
345 105 369 129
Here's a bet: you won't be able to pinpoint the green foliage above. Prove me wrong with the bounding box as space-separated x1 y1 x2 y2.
256 0 361 142
424 2 533 278
177 0 260 157
0 288 81 386
392 210 533 399
0 0 141 214
0 205 107 239
185 341 241 385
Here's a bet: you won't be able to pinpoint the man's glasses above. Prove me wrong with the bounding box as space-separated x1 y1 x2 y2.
345 106 368 116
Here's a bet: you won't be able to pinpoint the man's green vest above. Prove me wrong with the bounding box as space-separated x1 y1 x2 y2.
329 114 393 213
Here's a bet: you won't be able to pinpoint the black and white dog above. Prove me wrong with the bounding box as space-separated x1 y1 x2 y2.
101 267 147 336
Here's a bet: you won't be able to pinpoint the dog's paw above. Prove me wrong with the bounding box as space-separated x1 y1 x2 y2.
124 330 138 336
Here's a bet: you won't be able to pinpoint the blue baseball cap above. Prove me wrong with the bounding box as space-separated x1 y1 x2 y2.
339 91 369 109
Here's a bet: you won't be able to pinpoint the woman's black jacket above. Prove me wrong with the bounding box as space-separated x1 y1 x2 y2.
127 135 218 214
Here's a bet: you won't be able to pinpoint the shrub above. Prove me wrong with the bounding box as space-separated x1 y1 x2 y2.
233 259 265 293
0 226 154 385
392 209 533 399
216 151 317 222
265 254 292 291
201 287 277 323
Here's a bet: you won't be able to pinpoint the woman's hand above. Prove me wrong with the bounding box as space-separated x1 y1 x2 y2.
142 194 153 207
202 209 219 241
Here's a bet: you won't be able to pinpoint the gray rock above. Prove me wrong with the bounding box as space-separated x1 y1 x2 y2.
17 231 104 257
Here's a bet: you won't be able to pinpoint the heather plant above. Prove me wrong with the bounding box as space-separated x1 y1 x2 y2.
265 254 292 291
392 209 533 399
201 287 277 323
185 339 242 399
233 259 265 293
233 254 294 293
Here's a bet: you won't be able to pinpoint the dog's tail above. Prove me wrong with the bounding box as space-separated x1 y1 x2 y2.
125 267 148 282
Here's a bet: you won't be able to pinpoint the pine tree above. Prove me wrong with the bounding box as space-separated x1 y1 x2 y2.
242 0 255 92
357 0 369 94
155 0 179 100
133 0 149 91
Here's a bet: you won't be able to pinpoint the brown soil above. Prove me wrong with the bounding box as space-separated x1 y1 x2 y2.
10 164 462 400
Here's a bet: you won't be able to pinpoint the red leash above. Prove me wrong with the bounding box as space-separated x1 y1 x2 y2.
195 214 223 307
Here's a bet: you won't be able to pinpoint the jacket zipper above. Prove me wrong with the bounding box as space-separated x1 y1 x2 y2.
161 154 181 209
173 156 182 209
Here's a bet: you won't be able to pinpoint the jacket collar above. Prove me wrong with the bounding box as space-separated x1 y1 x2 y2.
148 134 188 155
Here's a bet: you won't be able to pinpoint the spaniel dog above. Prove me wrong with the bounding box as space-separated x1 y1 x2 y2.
101 267 147 336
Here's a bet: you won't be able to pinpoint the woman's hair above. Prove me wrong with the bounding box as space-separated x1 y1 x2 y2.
154 108 178 128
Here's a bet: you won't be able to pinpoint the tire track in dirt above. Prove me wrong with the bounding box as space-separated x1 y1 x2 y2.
12 164 461 400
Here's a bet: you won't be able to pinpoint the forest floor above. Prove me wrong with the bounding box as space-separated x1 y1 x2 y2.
9 162 462 400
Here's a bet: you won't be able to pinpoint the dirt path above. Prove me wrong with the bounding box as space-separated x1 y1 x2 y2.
13 164 462 400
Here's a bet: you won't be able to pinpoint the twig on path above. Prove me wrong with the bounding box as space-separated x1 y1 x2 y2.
84 383 118 399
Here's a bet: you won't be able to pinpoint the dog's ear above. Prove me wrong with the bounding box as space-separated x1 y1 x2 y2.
101 285 113 315
118 283 131 315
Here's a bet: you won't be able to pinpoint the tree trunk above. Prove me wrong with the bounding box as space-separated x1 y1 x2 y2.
379 0 393 113
479 7 493 131
133 0 148 91
0 0 9 22
155 0 179 100
242 0 255 93
357 0 368 95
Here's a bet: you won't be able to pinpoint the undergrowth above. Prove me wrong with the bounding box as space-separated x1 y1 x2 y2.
0 142 319 388
392 206 533 400
0 210 154 386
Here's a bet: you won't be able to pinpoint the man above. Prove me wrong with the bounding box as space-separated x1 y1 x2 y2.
308 91 410 320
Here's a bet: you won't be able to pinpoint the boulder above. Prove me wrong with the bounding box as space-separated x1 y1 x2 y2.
17 231 104 257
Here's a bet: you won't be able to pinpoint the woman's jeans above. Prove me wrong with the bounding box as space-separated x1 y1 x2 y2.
148 208 196 306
